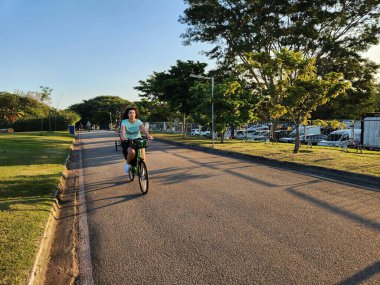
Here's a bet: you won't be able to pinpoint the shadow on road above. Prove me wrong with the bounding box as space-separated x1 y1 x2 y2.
337 260 380 285
85 193 142 213
158 144 380 234
161 149 279 188
54 169 142 220
286 185 380 232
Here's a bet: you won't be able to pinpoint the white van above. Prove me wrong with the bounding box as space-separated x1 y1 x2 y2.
318 129 361 147
279 126 321 143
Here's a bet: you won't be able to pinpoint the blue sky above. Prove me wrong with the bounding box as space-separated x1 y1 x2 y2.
1 0 379 109
0 0 214 109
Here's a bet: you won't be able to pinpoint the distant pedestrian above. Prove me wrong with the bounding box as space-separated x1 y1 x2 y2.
86 121 91 132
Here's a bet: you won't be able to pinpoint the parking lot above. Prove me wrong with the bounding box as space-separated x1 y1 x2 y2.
148 117 380 151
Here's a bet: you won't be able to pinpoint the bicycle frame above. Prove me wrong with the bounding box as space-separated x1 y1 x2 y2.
131 147 143 173
128 139 149 194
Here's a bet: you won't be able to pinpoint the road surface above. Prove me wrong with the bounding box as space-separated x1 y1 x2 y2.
78 130 380 284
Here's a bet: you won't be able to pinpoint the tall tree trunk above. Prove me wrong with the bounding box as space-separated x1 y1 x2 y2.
40 118 44 135
182 112 186 138
271 119 277 142
221 131 224 143
54 111 57 131
293 118 300 153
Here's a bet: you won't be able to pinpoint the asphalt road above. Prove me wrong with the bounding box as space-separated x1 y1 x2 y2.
79 130 380 285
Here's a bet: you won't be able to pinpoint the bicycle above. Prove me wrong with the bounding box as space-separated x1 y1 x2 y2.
126 139 150 194
114 123 121 151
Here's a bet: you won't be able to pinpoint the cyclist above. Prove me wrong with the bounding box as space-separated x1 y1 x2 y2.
120 106 153 172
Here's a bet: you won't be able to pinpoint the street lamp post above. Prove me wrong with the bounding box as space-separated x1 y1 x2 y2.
190 74 215 147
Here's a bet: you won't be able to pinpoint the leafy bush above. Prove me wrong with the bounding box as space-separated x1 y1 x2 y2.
11 112 80 132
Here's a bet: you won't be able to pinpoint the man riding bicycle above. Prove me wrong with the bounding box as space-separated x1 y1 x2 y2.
119 106 153 172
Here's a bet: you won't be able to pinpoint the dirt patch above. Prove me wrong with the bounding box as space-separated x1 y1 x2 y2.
43 145 80 285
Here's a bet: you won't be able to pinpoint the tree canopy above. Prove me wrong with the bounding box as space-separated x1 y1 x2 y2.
135 60 207 114
0 91 80 131
181 0 380 61
135 60 208 135
69 95 132 124
190 79 259 141
0 92 51 124
180 0 380 119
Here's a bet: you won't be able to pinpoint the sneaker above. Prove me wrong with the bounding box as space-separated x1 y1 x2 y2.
124 164 130 172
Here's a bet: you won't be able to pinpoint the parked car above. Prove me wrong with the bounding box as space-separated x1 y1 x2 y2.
318 129 361 147
190 129 201 135
247 130 269 141
279 126 321 143
274 129 291 140
191 129 211 137
253 130 270 141
301 134 327 145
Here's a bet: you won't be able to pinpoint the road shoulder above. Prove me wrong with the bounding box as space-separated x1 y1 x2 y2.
42 143 80 285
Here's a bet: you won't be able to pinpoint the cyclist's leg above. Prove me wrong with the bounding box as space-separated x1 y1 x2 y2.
127 147 136 164
121 141 129 160
141 148 146 160
121 140 136 163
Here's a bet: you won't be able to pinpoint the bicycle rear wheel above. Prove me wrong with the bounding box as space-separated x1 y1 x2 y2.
138 160 149 194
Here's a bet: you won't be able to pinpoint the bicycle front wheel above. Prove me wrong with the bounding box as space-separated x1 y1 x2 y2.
128 167 135 181
138 160 149 194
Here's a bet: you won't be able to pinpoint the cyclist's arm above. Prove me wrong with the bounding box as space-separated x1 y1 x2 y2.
139 124 153 140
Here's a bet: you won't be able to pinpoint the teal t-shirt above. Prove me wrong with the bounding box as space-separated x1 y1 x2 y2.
121 119 143 140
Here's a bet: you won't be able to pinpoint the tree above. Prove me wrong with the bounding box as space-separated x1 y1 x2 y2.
69 95 132 124
58 110 80 126
241 49 350 153
190 79 259 142
134 99 179 122
14 90 50 118
312 60 380 119
0 92 24 124
135 60 208 137
180 0 380 118
93 111 111 128
35 86 53 133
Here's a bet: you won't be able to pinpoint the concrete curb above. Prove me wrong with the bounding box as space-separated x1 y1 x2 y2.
26 138 76 285
156 138 380 191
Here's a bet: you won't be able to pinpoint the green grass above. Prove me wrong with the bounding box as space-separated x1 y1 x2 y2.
0 132 74 285
153 133 380 177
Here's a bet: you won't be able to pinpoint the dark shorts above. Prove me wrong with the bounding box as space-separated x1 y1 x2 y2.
121 139 142 165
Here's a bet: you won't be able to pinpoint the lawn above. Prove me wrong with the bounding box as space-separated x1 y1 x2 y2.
153 133 380 177
0 131 74 285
